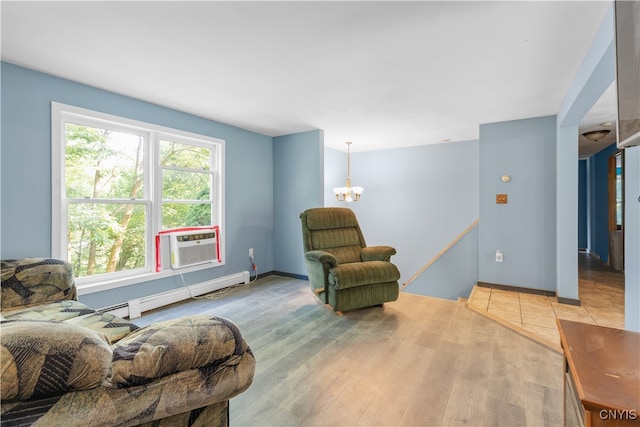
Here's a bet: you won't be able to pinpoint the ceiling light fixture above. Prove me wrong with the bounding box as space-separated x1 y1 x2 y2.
333 141 364 202
582 130 611 141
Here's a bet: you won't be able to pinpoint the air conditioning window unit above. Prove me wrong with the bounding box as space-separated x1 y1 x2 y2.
167 228 220 269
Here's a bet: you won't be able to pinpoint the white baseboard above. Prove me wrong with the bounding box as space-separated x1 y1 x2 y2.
102 270 250 319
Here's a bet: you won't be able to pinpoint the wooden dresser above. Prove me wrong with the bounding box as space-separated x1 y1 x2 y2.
558 319 640 427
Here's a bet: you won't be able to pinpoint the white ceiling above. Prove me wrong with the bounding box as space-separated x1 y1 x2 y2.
1 1 616 154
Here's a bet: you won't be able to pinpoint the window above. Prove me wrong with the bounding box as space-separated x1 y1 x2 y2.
52 103 224 290
160 139 217 229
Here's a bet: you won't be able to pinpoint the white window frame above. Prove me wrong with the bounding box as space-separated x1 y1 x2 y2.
52 102 225 295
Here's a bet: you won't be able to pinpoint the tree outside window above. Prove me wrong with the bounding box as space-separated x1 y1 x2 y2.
55 104 223 284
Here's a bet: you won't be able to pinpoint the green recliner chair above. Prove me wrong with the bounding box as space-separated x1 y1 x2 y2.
300 207 400 314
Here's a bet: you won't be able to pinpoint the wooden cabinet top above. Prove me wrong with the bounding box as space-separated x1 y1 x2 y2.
557 319 640 413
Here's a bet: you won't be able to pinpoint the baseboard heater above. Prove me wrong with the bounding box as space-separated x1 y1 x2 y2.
98 270 250 319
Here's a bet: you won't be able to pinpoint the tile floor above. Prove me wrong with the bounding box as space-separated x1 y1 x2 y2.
467 252 625 349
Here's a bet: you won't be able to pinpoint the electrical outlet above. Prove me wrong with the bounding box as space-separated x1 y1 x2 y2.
249 248 254 259
495 250 503 263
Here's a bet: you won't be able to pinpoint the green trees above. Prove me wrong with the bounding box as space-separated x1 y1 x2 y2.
64 124 214 278
159 140 213 230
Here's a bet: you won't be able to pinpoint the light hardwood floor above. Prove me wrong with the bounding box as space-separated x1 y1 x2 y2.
135 275 564 426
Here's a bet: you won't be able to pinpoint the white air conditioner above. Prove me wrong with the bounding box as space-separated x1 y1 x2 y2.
169 229 218 269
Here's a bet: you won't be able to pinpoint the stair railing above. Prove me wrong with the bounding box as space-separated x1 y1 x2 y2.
401 218 479 289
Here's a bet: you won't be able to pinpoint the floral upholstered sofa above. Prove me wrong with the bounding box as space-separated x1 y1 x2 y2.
0 258 255 427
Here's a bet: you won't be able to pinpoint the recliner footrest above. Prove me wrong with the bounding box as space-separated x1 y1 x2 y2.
328 261 400 290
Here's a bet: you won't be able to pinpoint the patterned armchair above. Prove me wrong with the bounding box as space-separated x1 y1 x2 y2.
300 208 400 314
1 258 255 427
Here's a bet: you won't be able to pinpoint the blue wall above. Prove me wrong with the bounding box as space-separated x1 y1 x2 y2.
478 116 557 291
273 130 324 276
578 159 588 249
1 62 275 309
325 140 479 299
587 143 619 262
407 226 479 301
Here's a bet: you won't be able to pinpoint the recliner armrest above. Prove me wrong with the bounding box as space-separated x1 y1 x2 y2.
361 246 396 262
304 250 338 268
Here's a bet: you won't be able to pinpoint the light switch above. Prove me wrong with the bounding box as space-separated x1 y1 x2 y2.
496 194 508 204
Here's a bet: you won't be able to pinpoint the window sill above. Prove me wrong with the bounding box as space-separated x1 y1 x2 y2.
75 262 222 296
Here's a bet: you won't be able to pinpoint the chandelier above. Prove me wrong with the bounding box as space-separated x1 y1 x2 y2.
333 141 364 202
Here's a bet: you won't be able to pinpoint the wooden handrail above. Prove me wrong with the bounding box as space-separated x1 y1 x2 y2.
402 218 479 289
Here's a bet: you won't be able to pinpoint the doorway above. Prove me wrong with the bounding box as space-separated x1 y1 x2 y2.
576 150 625 329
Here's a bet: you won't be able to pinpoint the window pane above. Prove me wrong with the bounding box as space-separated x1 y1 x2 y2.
162 203 212 229
68 203 146 278
160 139 211 170
162 170 211 201
65 123 144 199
